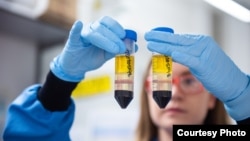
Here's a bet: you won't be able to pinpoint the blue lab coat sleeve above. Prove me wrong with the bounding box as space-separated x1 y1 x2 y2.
3 71 78 141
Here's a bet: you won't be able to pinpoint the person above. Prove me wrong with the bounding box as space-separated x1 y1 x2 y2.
134 30 250 141
143 29 250 124
134 60 230 141
2 16 250 141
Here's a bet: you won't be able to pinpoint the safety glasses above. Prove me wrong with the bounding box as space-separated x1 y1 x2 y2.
145 74 204 95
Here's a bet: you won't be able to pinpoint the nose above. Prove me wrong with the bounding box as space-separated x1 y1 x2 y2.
171 83 184 101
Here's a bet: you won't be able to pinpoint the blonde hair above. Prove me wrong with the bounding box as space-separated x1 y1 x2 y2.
134 61 231 141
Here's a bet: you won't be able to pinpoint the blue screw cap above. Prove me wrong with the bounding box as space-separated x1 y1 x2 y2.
124 29 137 41
153 27 174 33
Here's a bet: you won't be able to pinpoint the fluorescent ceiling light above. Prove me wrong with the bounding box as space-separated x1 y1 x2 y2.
204 0 250 23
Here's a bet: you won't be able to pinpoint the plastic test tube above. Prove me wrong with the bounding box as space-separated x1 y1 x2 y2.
114 29 137 109
151 27 174 108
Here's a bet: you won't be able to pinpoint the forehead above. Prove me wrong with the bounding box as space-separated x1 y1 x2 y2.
172 62 190 75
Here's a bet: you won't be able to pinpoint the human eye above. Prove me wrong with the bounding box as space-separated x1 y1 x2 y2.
182 76 197 86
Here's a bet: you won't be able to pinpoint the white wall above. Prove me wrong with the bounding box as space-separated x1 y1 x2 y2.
211 9 250 74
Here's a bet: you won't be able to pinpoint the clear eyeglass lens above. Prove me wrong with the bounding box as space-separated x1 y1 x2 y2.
179 76 202 94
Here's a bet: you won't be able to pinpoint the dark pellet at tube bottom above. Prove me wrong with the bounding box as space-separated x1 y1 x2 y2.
115 90 133 109
153 91 172 108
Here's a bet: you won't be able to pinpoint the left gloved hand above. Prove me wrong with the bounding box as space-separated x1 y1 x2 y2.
145 30 250 121
50 16 126 82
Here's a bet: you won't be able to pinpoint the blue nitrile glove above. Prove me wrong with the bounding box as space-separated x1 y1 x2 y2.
50 16 127 82
145 31 250 121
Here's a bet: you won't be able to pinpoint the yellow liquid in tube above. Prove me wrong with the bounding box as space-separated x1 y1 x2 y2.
152 54 172 90
152 54 172 108
114 29 136 109
115 55 134 91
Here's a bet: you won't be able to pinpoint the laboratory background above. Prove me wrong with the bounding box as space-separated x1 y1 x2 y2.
0 0 250 141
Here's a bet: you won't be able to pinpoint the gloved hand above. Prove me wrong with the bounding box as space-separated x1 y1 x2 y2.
145 31 250 121
50 16 127 82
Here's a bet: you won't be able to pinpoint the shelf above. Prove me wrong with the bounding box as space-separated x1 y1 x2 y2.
0 9 69 47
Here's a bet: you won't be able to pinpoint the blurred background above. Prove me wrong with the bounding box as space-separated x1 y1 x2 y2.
0 0 249 141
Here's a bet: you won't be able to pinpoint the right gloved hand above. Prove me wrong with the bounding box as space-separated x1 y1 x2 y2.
50 16 126 82
145 31 250 121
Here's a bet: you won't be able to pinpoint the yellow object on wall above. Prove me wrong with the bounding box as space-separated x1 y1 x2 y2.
72 75 112 98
